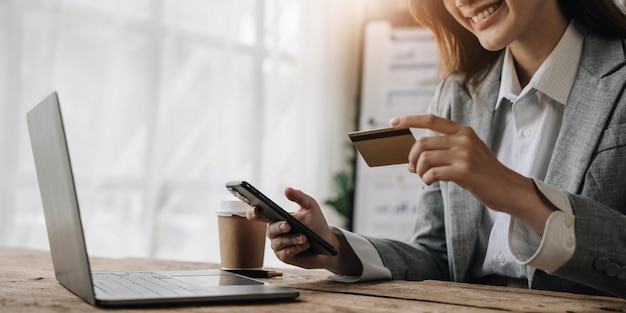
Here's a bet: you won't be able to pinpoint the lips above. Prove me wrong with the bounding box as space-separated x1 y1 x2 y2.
469 2 502 23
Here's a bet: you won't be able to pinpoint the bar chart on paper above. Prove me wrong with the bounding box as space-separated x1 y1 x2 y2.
353 21 439 241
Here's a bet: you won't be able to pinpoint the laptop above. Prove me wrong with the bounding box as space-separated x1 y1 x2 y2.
26 92 299 307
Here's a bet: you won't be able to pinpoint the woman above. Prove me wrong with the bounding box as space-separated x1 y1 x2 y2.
248 0 626 298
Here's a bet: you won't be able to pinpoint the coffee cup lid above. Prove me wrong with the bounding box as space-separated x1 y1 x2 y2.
216 200 249 217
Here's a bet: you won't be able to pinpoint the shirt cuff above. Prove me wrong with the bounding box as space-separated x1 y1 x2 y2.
509 179 576 272
534 178 573 215
327 228 392 283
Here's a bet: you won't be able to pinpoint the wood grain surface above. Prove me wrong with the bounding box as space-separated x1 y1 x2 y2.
1 247 624 312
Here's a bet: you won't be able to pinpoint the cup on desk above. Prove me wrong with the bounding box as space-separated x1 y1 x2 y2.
216 200 266 269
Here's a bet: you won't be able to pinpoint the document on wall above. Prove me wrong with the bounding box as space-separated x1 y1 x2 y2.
353 21 438 241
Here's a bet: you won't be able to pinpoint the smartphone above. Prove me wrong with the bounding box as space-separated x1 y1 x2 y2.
225 181 338 256
349 127 415 167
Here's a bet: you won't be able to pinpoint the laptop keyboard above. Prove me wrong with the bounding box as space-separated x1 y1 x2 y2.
93 272 212 298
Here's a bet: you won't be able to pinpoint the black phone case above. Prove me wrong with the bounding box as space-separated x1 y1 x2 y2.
226 181 337 256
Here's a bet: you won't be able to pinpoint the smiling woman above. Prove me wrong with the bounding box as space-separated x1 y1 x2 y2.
0 0 364 266
242 0 626 300
409 0 626 85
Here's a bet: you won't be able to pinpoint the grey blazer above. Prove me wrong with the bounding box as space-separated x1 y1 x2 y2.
366 26 626 298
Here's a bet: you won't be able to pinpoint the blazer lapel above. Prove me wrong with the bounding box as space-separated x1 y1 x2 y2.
442 29 625 282
445 58 502 281
529 26 625 288
545 31 626 193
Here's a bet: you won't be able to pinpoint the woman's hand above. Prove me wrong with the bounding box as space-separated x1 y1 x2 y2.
246 187 361 274
390 114 555 234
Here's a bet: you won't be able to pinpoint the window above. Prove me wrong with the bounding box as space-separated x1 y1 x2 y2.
0 0 363 266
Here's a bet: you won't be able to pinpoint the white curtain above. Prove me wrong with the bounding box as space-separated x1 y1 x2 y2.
0 0 364 266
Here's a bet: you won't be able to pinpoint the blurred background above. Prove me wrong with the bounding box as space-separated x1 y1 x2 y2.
5 0 622 268
0 0 412 267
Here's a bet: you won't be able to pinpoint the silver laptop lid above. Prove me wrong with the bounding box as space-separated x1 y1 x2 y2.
26 92 299 307
26 92 97 305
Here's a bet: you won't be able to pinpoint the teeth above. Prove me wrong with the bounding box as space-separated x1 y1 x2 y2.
471 4 499 23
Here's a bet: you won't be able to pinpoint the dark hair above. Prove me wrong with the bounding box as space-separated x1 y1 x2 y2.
558 0 626 37
409 0 626 84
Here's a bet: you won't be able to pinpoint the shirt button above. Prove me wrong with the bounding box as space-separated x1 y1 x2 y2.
497 254 506 264
564 236 575 248
522 129 532 137
564 217 574 228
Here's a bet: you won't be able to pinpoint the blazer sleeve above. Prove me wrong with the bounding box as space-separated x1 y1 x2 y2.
366 181 449 281
551 122 626 298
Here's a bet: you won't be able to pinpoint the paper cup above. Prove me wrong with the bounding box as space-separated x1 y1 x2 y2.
216 200 266 269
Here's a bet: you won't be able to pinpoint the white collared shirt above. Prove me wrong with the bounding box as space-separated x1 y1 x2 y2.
330 21 583 283
474 20 582 278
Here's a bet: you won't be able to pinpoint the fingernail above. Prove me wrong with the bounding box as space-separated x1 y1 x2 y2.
279 222 287 232
248 207 255 217
390 117 400 126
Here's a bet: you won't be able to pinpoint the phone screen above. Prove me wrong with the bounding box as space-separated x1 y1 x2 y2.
226 181 337 256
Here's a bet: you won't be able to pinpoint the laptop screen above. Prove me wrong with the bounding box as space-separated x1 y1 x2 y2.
26 92 98 304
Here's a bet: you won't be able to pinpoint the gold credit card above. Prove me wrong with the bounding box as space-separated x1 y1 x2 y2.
349 127 415 167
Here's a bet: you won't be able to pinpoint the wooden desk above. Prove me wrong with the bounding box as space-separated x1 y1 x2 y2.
1 247 625 312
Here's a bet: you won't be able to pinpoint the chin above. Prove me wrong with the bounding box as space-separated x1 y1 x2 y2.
478 38 507 52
